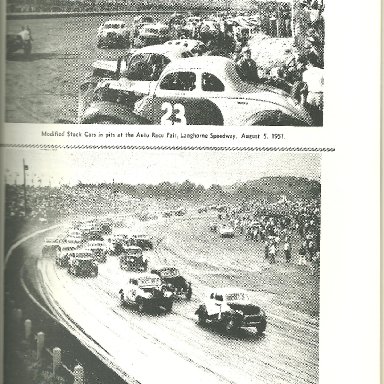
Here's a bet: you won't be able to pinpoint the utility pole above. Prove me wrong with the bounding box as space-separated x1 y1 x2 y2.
23 159 28 217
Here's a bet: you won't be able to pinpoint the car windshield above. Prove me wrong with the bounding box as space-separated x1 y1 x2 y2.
125 248 142 255
77 259 93 267
160 268 180 278
226 292 249 302
105 23 121 29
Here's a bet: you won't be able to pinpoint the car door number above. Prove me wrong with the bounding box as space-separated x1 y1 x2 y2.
161 102 186 125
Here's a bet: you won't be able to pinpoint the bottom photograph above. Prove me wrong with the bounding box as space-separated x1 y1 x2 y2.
3 148 320 384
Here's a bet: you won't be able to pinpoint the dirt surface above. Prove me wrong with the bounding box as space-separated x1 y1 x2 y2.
24 212 319 384
6 16 293 123
6 15 166 123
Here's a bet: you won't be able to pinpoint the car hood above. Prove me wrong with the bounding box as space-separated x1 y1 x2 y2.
227 303 262 315
92 60 118 73
163 275 186 287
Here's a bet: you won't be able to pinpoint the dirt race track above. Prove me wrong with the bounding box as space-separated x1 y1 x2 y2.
6 15 293 123
24 212 319 384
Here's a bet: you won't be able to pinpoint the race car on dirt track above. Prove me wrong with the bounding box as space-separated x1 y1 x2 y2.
150 266 192 299
119 245 148 271
119 272 173 313
97 20 130 48
195 287 267 333
67 252 99 277
79 56 313 125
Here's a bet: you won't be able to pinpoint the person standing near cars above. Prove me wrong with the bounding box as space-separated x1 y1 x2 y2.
236 46 259 83
18 26 32 58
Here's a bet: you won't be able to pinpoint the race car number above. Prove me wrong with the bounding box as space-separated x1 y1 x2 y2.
161 102 186 125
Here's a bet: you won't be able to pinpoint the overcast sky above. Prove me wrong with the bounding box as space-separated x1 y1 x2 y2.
3 149 321 187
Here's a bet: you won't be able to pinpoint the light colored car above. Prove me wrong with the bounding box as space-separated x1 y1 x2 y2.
119 272 173 312
80 56 313 125
218 224 235 238
195 287 267 333
97 20 130 48
79 45 193 123
133 23 170 48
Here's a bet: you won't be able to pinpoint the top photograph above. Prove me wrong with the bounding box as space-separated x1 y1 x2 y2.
6 0 324 126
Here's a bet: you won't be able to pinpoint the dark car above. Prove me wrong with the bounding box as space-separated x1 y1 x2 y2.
130 235 153 250
151 266 192 299
195 287 267 333
7 34 24 54
67 255 98 277
119 246 148 271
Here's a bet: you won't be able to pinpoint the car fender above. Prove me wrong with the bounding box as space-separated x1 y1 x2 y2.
80 101 149 124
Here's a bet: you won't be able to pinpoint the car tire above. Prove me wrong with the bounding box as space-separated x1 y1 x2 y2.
224 318 237 333
197 309 208 325
256 318 267 334
137 300 146 313
164 301 173 313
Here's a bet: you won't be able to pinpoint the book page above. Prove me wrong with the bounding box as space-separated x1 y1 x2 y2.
1 0 380 383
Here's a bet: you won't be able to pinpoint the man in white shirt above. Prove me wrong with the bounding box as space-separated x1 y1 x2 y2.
302 53 324 111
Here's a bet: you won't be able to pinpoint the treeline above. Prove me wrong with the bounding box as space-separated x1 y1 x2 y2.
77 176 321 202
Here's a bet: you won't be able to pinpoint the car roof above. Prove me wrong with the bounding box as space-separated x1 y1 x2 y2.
134 44 190 56
162 55 236 76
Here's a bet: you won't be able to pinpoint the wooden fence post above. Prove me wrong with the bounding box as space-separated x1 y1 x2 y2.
36 331 45 360
73 364 84 384
52 347 62 375
24 319 32 340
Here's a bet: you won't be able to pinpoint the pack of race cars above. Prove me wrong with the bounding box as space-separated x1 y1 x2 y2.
77 12 314 126
43 217 267 334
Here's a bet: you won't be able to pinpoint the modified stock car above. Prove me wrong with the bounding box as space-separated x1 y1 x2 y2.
79 56 313 126
119 273 173 312
150 266 192 299
218 224 235 238
67 252 99 277
133 23 170 48
130 234 153 250
119 245 148 271
97 20 130 48
195 287 267 333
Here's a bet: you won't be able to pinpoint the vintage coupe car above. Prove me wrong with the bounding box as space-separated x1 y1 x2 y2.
195 287 267 333
133 23 170 48
67 252 99 277
218 224 235 238
151 267 192 299
55 243 81 267
130 234 153 250
97 20 130 48
119 272 173 312
79 44 193 122
86 240 108 263
79 56 313 126
42 237 61 257
119 245 148 271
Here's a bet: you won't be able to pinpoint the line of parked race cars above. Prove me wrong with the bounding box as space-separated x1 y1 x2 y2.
77 12 313 126
41 217 267 334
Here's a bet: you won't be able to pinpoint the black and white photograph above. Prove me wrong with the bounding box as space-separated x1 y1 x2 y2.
4 149 320 384
6 0 324 126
